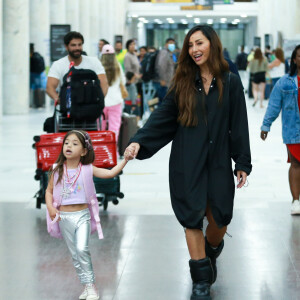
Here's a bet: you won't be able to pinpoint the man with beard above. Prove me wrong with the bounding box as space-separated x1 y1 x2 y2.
46 31 108 103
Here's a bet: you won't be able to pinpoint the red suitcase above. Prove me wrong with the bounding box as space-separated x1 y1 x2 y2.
34 131 117 171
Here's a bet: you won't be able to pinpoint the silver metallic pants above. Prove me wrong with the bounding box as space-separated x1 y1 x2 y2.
59 208 95 284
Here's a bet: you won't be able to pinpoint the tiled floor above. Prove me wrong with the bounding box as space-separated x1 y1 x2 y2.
1 97 299 300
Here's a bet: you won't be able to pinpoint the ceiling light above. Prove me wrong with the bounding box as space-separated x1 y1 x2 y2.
132 14 138 18
207 19 213 24
143 20 149 23
186 14 193 18
138 17 145 21
240 14 247 18
220 18 227 23
233 19 240 23
194 18 200 24
168 19 175 24
181 19 188 24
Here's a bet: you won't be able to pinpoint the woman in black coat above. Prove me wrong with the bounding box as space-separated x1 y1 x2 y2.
125 25 252 300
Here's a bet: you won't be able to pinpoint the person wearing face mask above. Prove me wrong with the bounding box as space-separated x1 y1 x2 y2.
124 25 251 299
153 38 176 104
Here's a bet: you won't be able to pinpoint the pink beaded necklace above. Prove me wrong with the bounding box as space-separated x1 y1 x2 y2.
61 163 82 199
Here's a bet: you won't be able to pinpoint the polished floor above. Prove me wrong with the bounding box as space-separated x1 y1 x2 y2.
1 97 300 300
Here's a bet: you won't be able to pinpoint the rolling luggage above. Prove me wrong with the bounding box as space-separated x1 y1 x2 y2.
118 113 138 157
33 131 123 209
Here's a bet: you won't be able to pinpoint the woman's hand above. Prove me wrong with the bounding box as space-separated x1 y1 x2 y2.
48 206 59 221
237 170 247 188
260 131 268 140
124 143 140 161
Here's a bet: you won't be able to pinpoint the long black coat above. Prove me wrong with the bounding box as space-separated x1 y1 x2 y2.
130 72 252 229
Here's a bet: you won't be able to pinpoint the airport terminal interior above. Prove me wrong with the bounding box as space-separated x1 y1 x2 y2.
1 0 300 299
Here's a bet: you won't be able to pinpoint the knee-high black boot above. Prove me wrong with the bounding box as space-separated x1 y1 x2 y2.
205 237 224 284
189 257 213 300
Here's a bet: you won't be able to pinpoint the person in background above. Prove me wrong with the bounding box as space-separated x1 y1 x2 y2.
98 39 109 59
223 47 231 60
235 45 248 92
138 46 148 64
154 38 176 104
248 48 268 107
100 44 125 144
148 46 157 53
124 71 140 120
30 43 46 108
124 39 140 79
268 48 285 87
115 41 127 70
264 45 272 62
261 44 300 215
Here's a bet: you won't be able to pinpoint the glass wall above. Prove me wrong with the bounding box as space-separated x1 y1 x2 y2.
146 23 245 59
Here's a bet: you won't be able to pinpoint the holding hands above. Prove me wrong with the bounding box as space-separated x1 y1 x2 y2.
124 143 140 161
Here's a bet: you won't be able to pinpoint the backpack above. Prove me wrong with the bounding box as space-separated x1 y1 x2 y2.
141 51 158 82
31 52 45 74
59 68 105 120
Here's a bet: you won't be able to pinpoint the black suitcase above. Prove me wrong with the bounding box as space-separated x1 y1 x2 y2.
93 176 124 210
118 113 138 157
34 89 45 108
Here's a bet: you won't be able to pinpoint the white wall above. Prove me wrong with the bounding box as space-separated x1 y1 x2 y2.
257 0 299 50
3 0 30 115
30 0 50 67
0 0 2 120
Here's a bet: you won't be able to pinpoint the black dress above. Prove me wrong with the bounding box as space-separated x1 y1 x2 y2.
130 72 252 229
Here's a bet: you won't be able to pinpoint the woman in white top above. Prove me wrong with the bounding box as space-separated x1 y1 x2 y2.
268 48 285 87
100 44 126 145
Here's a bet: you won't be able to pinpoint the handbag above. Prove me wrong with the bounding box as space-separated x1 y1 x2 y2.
43 108 56 133
120 83 129 99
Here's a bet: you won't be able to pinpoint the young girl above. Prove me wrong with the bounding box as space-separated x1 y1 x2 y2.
45 130 127 300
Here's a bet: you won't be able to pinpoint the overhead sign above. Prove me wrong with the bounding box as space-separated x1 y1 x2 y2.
151 0 193 2
181 0 213 10
181 5 213 10
214 0 233 3
50 25 71 62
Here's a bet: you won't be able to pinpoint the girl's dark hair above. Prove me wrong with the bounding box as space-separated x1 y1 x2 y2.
64 31 84 46
126 39 135 50
254 48 263 65
170 25 229 127
49 130 95 185
289 45 300 76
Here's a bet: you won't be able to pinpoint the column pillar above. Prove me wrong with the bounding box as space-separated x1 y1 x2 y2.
90 0 100 57
79 0 91 55
50 0 66 24
66 0 80 32
3 0 30 114
0 0 3 119
30 0 50 67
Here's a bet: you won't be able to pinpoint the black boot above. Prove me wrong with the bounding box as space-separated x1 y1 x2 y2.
205 237 224 284
189 257 213 300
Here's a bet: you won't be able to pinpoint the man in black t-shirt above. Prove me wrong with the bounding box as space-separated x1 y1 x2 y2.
235 45 248 92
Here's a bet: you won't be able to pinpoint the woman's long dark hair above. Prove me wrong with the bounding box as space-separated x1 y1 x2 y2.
48 130 95 185
170 25 229 127
289 45 300 76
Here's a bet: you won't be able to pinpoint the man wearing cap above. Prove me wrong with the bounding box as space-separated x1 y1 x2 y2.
46 31 108 104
